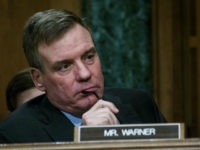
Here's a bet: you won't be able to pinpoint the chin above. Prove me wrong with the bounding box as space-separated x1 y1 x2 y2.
80 96 97 110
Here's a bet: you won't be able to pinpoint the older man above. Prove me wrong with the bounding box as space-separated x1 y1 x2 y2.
0 9 166 143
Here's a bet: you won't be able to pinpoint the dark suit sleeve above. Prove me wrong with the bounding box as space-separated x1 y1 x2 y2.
0 129 13 143
104 87 167 123
127 89 167 123
147 93 167 123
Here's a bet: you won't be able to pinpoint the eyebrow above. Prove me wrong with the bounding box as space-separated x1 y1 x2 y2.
82 47 97 56
52 47 97 69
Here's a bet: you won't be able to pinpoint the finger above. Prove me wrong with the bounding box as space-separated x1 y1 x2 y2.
89 99 119 114
82 107 119 125
104 108 119 124
100 107 119 124
90 107 119 124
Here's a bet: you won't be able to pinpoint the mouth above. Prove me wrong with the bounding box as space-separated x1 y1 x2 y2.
81 90 99 99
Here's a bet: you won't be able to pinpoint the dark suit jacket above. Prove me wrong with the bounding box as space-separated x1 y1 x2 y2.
0 87 166 143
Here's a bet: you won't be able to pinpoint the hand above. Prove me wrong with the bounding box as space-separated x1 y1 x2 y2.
82 99 119 125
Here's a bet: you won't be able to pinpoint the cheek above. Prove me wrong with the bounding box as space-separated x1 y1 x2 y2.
93 61 104 93
44 76 76 102
43 75 74 92
94 61 104 80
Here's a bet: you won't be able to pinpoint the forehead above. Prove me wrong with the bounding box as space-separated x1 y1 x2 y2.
38 24 95 61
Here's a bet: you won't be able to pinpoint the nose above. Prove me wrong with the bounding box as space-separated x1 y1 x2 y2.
74 61 92 81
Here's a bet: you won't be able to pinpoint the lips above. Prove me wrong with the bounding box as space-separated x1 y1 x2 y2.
80 86 99 99
81 86 97 93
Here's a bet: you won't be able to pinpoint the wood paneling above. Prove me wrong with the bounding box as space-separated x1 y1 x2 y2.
193 0 200 137
152 0 200 137
0 0 81 120
152 0 176 121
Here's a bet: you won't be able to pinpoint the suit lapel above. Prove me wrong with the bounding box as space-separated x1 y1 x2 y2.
37 90 141 141
38 97 74 141
44 116 74 141
103 91 142 124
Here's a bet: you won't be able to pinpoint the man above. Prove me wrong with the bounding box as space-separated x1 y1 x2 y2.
0 9 166 143
6 68 45 112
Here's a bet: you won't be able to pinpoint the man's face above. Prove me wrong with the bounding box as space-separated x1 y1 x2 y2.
35 24 104 116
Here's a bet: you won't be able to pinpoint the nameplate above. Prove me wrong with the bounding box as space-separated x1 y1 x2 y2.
74 123 184 142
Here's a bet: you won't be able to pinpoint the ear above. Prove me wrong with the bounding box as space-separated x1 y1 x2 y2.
30 68 46 91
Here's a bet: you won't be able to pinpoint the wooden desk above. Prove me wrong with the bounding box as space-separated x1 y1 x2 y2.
0 138 199 150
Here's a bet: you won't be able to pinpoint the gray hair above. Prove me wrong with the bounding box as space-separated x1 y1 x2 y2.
23 9 90 72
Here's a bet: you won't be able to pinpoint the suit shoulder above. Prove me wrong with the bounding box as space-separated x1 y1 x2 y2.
104 87 153 103
0 95 45 129
104 87 166 123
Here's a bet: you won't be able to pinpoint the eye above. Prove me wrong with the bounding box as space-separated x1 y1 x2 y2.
86 53 95 60
84 51 96 64
60 63 72 72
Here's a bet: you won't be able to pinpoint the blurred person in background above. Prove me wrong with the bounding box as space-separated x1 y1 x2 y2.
6 68 45 112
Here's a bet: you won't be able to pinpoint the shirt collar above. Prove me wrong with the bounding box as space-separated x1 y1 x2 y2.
61 111 82 126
